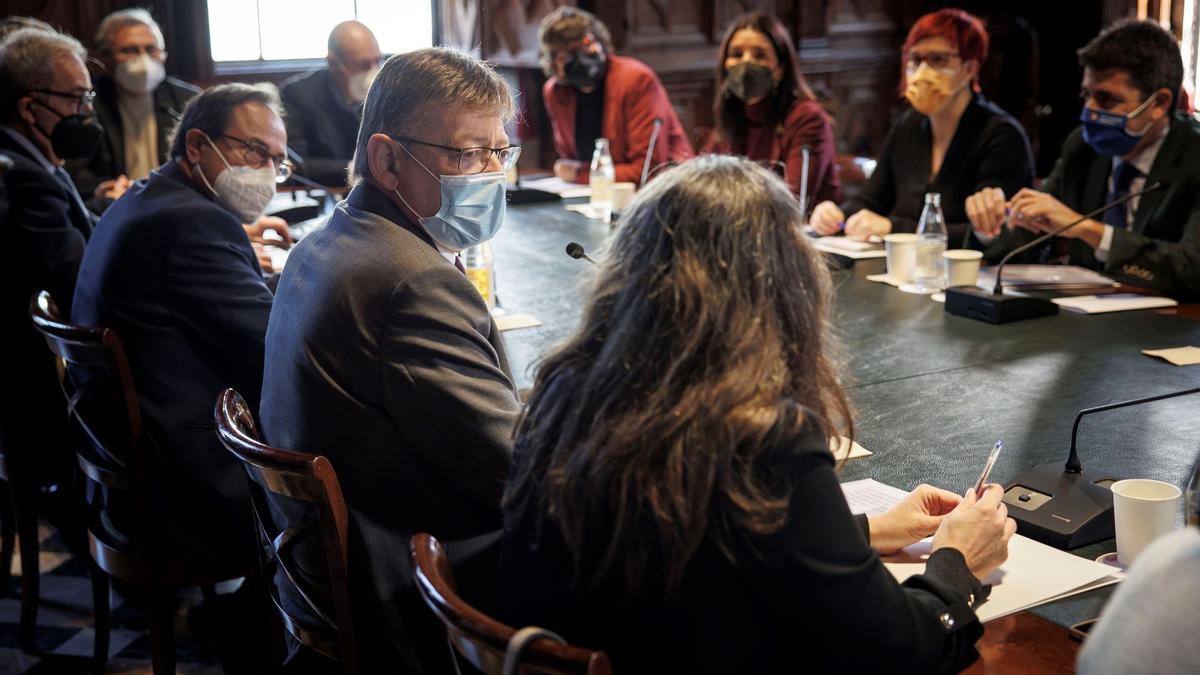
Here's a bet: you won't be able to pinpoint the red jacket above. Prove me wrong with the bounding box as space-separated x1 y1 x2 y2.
543 55 693 185
703 98 842 209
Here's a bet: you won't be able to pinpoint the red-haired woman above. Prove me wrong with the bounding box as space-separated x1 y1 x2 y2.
702 12 841 209
811 8 1033 253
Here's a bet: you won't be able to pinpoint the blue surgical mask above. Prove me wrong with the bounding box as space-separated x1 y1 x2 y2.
393 143 506 250
1080 96 1155 156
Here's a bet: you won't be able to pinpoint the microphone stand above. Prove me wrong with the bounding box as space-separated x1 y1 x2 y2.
640 118 663 187
797 145 811 224
945 182 1163 324
1005 386 1200 549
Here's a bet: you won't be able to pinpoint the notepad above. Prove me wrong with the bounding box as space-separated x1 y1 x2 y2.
811 237 887 259
841 479 1121 622
1052 293 1178 314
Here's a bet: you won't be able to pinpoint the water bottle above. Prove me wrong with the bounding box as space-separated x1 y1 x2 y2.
913 192 948 294
1187 451 1200 527
589 138 615 224
462 241 495 310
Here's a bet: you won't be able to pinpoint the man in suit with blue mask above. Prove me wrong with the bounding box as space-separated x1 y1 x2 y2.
260 47 522 673
965 19 1200 298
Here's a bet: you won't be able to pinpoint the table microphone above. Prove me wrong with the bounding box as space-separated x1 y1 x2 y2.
640 118 664 186
1005 385 1200 549
565 242 597 265
945 181 1163 323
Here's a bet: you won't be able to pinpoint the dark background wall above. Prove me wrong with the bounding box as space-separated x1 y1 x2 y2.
1 0 1179 177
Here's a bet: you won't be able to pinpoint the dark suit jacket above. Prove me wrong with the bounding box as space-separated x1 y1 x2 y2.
260 183 521 671
280 68 359 187
501 418 986 675
72 160 271 569
66 74 200 198
0 127 94 482
843 94 1034 259
1036 114 1200 298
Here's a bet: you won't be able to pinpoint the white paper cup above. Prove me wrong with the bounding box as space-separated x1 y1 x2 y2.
883 233 918 283
1111 478 1181 566
611 182 636 212
943 249 983 288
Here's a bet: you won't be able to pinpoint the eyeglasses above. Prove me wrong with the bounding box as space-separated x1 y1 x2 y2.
28 88 96 115
113 44 164 60
220 134 294 182
904 50 961 70
390 135 522 174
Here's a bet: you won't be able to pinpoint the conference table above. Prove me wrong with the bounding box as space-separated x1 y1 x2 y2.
486 199 1200 673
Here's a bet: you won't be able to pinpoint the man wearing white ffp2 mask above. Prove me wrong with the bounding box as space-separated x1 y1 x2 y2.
65 8 200 207
280 20 382 186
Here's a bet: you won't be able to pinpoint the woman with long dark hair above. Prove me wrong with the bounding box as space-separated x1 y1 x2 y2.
500 155 1015 673
703 12 840 210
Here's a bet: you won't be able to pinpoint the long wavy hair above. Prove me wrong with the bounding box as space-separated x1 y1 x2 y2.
503 155 853 598
711 12 817 152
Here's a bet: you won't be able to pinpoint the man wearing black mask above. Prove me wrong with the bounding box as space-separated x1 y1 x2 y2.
538 7 692 186
0 27 99 536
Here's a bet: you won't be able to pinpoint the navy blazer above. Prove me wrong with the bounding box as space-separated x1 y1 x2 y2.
279 68 360 186
261 182 521 671
72 160 272 569
0 126 94 479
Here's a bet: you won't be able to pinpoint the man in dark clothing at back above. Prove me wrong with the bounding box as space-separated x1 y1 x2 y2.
280 20 380 186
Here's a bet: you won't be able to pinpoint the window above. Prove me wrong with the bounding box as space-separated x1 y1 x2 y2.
207 0 433 64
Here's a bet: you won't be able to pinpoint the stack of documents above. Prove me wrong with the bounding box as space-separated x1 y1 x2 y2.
1052 294 1178 314
977 265 1117 290
811 236 887 259
842 479 1121 622
518 176 592 199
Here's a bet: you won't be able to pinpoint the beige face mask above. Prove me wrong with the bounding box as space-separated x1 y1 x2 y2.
904 63 962 115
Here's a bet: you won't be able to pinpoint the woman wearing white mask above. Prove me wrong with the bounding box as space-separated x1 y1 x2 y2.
66 8 200 207
703 12 841 210
810 9 1034 254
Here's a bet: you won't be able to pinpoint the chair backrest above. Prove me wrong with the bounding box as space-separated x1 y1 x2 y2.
28 290 153 568
213 388 358 674
410 533 612 675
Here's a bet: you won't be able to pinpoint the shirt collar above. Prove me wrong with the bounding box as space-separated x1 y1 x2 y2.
1119 125 1167 176
0 124 56 174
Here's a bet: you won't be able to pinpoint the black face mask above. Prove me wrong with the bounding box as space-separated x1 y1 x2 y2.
725 62 775 102
31 99 104 160
563 50 604 91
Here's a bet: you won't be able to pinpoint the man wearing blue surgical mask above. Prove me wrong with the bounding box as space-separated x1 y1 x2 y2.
260 48 522 673
966 19 1200 298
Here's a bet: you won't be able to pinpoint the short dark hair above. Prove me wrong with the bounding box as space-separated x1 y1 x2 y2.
1078 19 1183 105
537 7 615 79
168 83 283 159
350 47 514 186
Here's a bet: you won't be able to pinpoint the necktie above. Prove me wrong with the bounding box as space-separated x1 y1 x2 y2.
454 255 466 274
1103 160 1141 231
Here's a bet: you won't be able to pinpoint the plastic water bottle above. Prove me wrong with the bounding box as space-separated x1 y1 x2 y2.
462 241 495 310
590 138 615 224
913 192 948 294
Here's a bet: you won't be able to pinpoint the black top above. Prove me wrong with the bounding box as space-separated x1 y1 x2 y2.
573 78 606 163
843 94 1033 259
280 68 362 186
500 415 987 674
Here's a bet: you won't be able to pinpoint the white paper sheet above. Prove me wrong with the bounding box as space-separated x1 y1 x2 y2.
1052 293 1178 314
519 176 592 199
840 479 1121 622
1142 346 1200 366
495 312 543 332
830 437 872 460
977 265 1117 289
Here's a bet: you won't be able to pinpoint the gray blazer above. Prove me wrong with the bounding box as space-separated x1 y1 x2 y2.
260 182 520 672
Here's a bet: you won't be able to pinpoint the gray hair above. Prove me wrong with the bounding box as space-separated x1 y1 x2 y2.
350 47 515 186
0 16 54 42
0 27 87 123
95 8 164 55
168 82 283 159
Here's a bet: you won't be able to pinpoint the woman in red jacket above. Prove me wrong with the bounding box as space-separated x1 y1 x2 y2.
703 12 841 211
538 7 693 185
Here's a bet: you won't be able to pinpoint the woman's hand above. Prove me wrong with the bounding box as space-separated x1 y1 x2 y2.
869 484 962 555
931 485 1017 580
809 200 845 236
844 209 892 241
